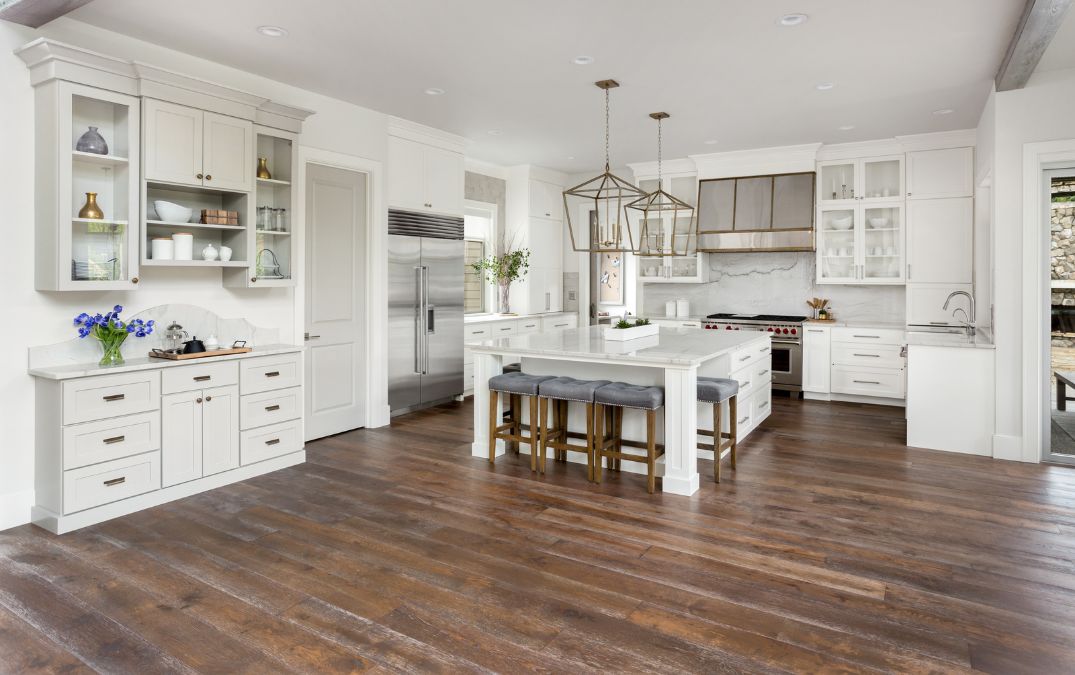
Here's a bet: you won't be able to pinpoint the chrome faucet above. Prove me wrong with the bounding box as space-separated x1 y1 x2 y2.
942 291 976 336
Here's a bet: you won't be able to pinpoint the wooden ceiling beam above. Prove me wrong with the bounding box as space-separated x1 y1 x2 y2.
0 0 96 28
996 0 1073 91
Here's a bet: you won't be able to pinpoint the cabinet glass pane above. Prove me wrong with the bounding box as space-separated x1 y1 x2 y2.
670 176 697 207
71 220 126 282
863 159 901 199
639 256 665 279
863 206 902 280
819 208 856 280
820 162 856 201
254 134 293 280
772 173 814 229
669 255 698 278
733 176 773 230
697 179 735 232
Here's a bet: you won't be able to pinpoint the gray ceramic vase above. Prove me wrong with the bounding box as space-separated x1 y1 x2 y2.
75 126 108 155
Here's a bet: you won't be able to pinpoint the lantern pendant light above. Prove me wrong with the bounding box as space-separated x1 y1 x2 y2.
627 112 697 257
562 80 647 254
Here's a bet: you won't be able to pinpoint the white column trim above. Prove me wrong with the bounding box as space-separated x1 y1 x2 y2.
661 366 700 495
472 353 504 458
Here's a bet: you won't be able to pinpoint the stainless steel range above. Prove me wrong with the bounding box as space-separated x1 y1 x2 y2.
702 313 807 394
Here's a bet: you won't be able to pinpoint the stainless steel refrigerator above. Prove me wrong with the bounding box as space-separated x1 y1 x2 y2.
387 210 465 415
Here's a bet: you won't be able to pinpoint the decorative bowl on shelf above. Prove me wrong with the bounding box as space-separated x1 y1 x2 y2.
829 216 853 230
868 217 889 229
153 200 192 223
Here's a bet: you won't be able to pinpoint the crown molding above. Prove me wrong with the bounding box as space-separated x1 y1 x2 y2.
815 138 906 161
464 157 508 180
626 157 697 179
895 129 977 152
689 143 821 179
388 116 465 154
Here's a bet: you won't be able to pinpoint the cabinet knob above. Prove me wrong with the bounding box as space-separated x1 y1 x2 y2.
251 277 258 283
196 173 204 179
205 395 212 402
131 276 139 284
205 175 212 181
196 397 203 403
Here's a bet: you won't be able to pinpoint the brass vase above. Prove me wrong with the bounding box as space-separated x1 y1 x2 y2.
78 192 103 219
256 157 272 180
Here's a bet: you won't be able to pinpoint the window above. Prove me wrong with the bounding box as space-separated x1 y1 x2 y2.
464 238 486 314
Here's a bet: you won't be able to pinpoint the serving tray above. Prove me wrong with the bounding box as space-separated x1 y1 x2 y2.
149 347 252 360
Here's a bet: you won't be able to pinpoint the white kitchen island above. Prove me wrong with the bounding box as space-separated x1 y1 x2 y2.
469 326 773 496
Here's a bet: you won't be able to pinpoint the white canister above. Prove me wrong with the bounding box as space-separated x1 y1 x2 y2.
218 245 232 262
172 232 193 261
665 300 676 318
150 237 174 260
676 298 690 318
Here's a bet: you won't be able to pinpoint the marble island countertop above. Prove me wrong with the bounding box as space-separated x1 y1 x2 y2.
29 343 304 380
469 325 767 367
906 329 995 350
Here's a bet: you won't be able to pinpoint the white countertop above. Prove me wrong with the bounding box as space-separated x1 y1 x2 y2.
29 344 304 380
804 320 907 330
906 330 995 350
469 325 767 367
464 312 572 324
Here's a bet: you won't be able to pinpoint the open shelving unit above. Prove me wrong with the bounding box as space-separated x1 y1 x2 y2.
141 180 252 269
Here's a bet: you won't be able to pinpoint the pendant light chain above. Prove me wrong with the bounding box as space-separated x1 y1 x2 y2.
604 87 611 172
657 115 663 182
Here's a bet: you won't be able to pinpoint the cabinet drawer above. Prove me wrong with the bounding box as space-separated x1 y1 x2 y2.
63 371 160 425
63 411 160 470
161 360 238 395
832 343 905 369
751 387 772 424
241 386 302 431
490 321 518 337
542 315 577 331
831 327 905 346
240 353 302 395
831 365 906 398
729 362 761 393
241 419 303 465
465 324 492 341
516 319 542 335
63 451 160 514
730 339 772 371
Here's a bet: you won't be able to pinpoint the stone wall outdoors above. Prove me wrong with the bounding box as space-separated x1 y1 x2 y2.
1051 179 1075 346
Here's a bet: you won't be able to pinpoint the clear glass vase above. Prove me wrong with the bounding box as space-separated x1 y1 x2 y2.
498 283 511 314
98 336 126 366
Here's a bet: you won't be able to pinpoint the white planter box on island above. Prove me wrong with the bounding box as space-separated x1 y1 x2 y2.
603 323 660 341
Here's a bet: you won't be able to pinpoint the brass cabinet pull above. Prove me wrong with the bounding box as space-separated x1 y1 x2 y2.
265 438 280 445
265 404 281 411
205 174 212 180
193 375 211 381
196 173 203 179
205 396 212 402
131 277 139 284
102 435 125 445
103 393 125 402
196 397 203 403
103 476 126 487
265 371 280 377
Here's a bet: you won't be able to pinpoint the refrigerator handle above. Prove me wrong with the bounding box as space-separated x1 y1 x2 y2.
422 266 431 373
414 266 423 374
427 305 435 334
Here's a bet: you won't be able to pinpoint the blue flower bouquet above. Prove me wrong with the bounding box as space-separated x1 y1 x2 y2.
73 305 155 366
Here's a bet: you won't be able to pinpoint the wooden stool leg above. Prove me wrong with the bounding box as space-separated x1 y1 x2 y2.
713 401 722 483
614 407 624 472
594 404 604 483
488 389 499 464
558 400 569 461
529 395 540 472
585 402 595 482
646 409 657 494
509 394 521 454
729 395 738 471
539 396 549 475
604 406 614 470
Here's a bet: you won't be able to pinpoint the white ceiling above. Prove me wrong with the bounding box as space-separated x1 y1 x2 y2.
70 0 1024 172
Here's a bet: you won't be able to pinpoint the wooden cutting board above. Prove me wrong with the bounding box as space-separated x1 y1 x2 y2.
149 347 252 360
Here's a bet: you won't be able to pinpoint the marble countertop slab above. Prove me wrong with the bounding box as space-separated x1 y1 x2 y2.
469 325 767 367
29 344 304 380
464 312 573 324
906 331 995 350
804 319 907 330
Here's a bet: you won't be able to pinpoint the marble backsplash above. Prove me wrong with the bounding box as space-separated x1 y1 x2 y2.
641 252 905 322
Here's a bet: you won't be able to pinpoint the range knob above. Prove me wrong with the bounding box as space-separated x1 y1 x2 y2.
782 328 789 334
767 327 774 332
790 328 797 335
725 325 732 330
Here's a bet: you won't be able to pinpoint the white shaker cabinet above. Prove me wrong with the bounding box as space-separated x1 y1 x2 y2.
201 385 241 476
906 148 974 200
161 384 239 487
529 179 563 220
387 135 464 216
143 99 253 192
906 198 973 284
802 325 831 394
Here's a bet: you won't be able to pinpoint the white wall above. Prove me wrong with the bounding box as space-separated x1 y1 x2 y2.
985 67 1075 461
0 18 393 529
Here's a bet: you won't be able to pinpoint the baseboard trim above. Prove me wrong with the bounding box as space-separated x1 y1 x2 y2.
992 434 1024 462
0 489 34 531
804 392 905 408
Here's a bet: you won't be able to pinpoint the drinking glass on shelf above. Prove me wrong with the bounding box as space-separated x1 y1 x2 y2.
274 208 288 232
256 206 270 230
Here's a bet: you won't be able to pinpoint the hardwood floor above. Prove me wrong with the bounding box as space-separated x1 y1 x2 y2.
3 396 1075 673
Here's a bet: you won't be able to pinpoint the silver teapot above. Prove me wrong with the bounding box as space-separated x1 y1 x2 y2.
162 320 188 353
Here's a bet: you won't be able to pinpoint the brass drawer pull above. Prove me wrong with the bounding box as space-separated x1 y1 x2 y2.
103 476 126 487
193 375 211 382
102 435 125 445
265 371 280 377
265 438 280 446
265 404 281 411
102 393 125 402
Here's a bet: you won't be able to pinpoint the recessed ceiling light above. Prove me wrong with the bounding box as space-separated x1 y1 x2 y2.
838 125 855 131
573 55 594 65
256 25 288 37
424 87 446 96
933 108 954 115
778 13 808 26
816 82 834 91
703 139 719 145
487 129 502 136
567 156 575 160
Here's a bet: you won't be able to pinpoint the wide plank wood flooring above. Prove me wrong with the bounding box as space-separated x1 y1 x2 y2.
3 396 1075 673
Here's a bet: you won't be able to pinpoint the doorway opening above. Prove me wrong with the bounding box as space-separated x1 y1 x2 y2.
1047 171 1075 463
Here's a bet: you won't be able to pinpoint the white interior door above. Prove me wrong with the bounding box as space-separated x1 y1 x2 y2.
304 162 368 440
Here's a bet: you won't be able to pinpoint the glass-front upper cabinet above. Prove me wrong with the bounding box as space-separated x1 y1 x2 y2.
862 204 903 281
817 204 905 284
34 81 141 290
635 173 707 283
817 207 858 283
818 155 903 206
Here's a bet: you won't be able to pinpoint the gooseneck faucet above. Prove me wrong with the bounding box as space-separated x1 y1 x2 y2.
942 291 975 336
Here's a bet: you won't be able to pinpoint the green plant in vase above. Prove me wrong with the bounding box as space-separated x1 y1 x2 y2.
74 305 155 366
471 247 530 314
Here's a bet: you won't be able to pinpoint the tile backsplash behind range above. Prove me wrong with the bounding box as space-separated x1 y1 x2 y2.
641 252 904 323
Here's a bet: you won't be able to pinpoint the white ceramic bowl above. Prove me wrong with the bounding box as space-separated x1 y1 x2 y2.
829 216 853 230
153 200 192 223
868 217 889 229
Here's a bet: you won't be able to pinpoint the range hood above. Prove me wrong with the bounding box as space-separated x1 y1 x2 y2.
696 172 815 252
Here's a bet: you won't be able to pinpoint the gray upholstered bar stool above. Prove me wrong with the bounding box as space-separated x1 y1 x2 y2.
696 377 739 483
488 371 555 471
501 362 521 421
593 382 665 493
536 376 610 479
